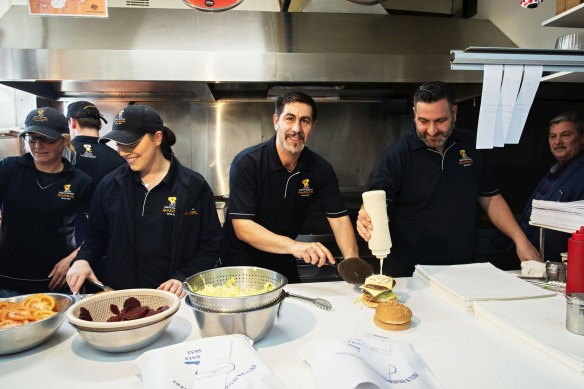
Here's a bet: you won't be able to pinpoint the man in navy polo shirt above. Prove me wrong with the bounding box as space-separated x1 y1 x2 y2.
223 91 359 283
519 111 584 262
356 81 541 277
67 101 126 244
67 101 126 189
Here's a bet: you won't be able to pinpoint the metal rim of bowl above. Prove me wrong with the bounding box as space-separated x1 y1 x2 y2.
0 293 74 331
66 289 180 332
185 289 286 313
182 266 288 312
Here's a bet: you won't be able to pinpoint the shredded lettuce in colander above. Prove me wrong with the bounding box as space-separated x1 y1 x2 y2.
194 277 275 297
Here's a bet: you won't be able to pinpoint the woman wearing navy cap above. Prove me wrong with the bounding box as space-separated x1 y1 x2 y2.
66 104 223 298
0 107 92 296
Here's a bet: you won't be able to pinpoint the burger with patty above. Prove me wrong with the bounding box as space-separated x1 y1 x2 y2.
359 274 398 308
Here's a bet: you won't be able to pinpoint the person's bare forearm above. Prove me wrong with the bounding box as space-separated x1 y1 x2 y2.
478 194 541 262
232 219 296 254
232 218 335 266
478 194 525 242
328 215 359 258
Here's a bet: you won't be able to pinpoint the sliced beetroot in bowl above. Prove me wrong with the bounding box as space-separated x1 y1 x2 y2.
79 307 93 321
122 297 141 312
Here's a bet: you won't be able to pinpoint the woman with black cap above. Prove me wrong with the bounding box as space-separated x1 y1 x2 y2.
0 107 92 296
66 104 223 298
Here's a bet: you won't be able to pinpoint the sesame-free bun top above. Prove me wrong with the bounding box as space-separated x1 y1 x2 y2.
374 300 412 325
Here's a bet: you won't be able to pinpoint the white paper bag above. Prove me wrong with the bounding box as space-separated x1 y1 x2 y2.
300 335 443 389
135 334 285 389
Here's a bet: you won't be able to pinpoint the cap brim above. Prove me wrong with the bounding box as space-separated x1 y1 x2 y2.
99 130 142 145
20 127 62 139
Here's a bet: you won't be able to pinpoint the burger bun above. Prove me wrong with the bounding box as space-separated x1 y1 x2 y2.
373 300 412 331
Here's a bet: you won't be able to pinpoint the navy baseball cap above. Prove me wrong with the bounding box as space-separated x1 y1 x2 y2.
66 101 108 123
21 107 69 139
99 105 163 145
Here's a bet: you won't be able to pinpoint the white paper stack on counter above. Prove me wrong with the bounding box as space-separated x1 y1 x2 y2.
474 296 584 373
413 263 556 311
530 199 584 232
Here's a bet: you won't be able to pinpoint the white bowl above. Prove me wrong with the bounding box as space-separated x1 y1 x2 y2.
66 289 180 352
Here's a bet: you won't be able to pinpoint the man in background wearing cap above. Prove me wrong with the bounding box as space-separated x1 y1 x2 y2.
0 107 92 295
67 101 126 244
67 101 126 187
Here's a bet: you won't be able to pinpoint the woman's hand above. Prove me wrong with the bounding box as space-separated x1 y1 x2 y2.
158 279 186 298
48 248 79 290
66 260 98 294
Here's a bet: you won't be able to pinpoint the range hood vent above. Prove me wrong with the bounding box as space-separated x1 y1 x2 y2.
0 6 516 101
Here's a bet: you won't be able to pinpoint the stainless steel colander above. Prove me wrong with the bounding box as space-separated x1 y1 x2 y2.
182 266 288 312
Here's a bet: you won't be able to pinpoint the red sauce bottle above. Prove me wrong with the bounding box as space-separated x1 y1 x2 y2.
566 226 584 295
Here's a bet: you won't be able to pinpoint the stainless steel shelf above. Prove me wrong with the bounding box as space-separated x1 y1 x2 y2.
541 71 584 82
450 47 584 72
529 222 576 234
542 3 584 28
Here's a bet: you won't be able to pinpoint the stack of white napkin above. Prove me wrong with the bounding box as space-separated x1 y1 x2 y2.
135 334 284 389
474 296 584 373
413 263 555 311
299 334 444 389
530 199 584 232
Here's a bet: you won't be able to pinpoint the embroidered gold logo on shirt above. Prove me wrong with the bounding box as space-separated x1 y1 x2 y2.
298 178 314 197
163 196 177 215
58 184 75 200
458 149 473 166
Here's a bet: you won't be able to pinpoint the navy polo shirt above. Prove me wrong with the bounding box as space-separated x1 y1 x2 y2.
223 135 348 281
71 136 126 243
133 160 175 287
370 128 499 277
0 154 92 289
71 136 126 189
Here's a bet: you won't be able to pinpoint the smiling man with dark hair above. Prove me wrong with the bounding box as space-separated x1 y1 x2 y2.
223 91 359 282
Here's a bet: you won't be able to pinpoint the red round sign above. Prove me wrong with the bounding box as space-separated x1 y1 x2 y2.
183 0 244 11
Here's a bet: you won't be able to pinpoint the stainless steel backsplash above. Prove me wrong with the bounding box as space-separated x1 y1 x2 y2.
80 100 412 197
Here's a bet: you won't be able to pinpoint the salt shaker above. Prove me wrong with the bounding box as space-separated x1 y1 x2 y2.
566 293 584 336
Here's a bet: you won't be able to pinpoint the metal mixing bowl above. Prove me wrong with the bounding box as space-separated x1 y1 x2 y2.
184 292 283 341
183 266 287 312
66 289 180 353
0 293 74 355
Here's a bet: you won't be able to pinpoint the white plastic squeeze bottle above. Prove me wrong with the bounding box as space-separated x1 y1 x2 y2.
362 190 392 274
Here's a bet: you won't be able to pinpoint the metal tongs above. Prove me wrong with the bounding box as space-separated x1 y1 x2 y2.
284 291 333 311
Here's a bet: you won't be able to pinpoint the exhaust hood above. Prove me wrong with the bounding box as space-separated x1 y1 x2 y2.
0 6 516 102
